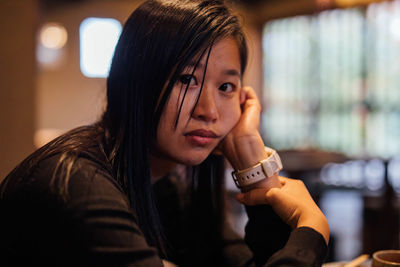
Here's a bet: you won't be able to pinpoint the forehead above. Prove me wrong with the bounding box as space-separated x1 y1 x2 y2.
186 37 242 76
210 37 241 61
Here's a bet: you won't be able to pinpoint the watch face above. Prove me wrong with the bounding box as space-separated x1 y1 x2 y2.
269 161 279 171
262 152 283 177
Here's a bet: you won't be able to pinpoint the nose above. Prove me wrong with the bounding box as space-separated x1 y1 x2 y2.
191 86 218 123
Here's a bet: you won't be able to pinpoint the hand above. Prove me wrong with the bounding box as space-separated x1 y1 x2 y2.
162 260 178 267
236 176 330 245
218 86 268 171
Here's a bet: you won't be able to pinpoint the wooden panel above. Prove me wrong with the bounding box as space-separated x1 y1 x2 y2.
0 0 38 179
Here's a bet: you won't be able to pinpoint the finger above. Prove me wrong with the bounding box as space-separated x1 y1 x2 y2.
279 176 297 182
236 188 269 206
279 176 299 186
239 94 261 125
241 86 257 100
241 87 261 113
278 176 287 186
212 147 223 155
240 88 246 105
265 187 283 205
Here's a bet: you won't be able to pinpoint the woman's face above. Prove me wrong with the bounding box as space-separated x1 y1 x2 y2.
155 37 243 166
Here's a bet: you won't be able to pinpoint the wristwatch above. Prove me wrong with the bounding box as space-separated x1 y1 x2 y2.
231 147 283 188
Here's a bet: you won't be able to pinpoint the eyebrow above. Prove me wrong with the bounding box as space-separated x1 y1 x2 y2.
186 61 241 78
223 69 241 77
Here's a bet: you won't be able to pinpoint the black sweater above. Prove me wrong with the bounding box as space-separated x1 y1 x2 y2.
0 152 327 266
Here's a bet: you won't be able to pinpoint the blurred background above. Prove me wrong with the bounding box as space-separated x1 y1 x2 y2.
0 0 399 262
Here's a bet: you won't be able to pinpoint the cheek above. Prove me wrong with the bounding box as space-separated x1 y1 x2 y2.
220 99 241 133
156 101 176 147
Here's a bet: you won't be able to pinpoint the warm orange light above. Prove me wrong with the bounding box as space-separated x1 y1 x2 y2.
39 23 68 49
334 0 385 7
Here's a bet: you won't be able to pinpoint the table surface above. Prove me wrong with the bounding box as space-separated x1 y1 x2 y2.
322 259 371 267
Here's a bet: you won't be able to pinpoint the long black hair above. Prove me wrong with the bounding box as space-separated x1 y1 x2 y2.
102 0 248 254
1 0 248 258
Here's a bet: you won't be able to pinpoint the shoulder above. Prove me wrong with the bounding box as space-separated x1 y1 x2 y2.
1 124 121 200
0 153 158 266
1 150 131 214
38 153 129 207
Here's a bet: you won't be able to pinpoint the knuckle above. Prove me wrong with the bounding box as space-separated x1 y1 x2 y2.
266 188 279 201
293 179 304 185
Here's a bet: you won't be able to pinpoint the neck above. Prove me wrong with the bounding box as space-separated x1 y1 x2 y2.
150 152 177 184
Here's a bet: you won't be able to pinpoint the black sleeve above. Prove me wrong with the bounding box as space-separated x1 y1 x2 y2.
221 205 327 267
244 205 292 265
0 156 164 267
265 227 328 266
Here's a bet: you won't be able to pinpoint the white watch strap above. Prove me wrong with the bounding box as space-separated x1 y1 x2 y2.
231 147 283 188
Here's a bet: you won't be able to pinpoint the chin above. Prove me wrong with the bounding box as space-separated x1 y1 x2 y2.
176 151 211 166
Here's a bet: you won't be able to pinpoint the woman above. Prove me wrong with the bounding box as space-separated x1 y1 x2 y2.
0 0 329 266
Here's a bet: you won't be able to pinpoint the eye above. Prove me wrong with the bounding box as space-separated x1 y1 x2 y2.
178 74 197 86
219 83 235 93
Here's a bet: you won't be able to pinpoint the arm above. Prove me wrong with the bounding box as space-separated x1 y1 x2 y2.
244 204 291 265
220 204 327 267
239 179 329 266
0 155 165 266
219 86 329 266
63 158 165 266
237 176 329 245
219 204 292 266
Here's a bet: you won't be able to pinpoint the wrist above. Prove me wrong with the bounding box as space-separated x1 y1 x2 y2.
231 147 283 189
240 173 281 192
297 211 330 245
227 133 267 170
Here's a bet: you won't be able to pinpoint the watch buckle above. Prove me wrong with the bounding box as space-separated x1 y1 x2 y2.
231 171 241 188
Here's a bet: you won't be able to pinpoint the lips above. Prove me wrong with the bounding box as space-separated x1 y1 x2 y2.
185 129 219 146
185 129 218 138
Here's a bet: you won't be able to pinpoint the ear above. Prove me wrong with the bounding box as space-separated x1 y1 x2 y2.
240 88 246 105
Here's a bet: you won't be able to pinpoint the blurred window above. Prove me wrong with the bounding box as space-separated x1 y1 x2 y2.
79 17 122 78
262 0 400 158
388 156 400 193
